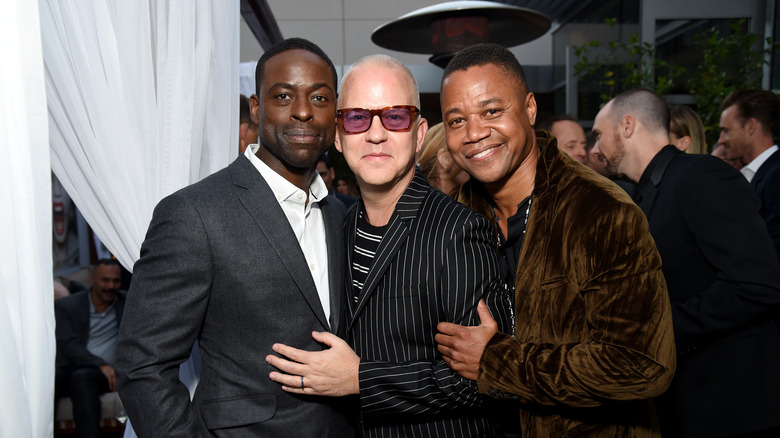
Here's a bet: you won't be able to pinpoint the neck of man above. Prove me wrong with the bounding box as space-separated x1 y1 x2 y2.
487 145 539 239
255 147 315 200
746 136 776 164
625 137 668 183
359 170 415 227
90 290 112 314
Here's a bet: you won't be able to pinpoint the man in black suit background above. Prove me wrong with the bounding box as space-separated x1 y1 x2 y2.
55 258 125 438
593 88 780 437
266 54 507 437
115 38 354 437
719 89 780 259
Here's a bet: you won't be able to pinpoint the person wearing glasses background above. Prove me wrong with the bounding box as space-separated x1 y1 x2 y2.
265 54 511 437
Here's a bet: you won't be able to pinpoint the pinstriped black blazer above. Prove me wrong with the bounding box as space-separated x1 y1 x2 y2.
346 170 505 437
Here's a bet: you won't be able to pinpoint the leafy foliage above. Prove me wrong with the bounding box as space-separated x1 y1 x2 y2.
574 19 775 146
688 20 773 144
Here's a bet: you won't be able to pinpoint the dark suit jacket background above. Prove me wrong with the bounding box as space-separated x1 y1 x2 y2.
55 289 126 372
637 146 780 437
115 156 355 437
751 149 780 260
346 171 503 437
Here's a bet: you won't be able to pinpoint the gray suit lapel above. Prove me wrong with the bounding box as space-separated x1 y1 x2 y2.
230 157 331 331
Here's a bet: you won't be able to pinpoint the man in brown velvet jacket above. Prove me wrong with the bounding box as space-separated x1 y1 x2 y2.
435 44 676 437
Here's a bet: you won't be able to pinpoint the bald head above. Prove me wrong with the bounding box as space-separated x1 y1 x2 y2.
338 55 420 108
610 89 670 137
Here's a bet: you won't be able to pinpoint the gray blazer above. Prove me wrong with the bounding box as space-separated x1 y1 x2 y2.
116 156 355 437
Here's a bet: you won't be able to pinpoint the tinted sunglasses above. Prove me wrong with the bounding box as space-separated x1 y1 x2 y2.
336 105 419 134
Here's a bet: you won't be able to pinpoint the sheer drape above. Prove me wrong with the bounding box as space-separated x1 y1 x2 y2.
42 0 239 271
0 1 56 437
39 1 238 436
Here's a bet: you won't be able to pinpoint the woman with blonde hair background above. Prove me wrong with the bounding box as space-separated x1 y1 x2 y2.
669 105 707 154
418 122 469 197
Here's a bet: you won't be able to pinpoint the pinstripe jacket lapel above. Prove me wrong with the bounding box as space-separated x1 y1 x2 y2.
348 171 428 328
230 157 331 331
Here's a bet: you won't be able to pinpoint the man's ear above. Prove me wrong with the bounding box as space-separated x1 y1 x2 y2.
746 117 758 136
526 92 537 126
249 94 260 125
621 115 635 138
415 117 429 155
334 131 343 153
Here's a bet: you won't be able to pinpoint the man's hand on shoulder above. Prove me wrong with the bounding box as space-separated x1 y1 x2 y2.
436 300 498 381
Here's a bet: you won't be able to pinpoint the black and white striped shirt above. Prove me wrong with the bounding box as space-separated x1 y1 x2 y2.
351 210 385 305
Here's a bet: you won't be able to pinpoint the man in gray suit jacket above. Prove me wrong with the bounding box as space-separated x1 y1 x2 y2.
266 55 507 437
115 38 355 437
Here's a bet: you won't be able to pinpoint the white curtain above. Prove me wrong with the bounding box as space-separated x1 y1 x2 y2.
0 0 56 437
42 0 239 272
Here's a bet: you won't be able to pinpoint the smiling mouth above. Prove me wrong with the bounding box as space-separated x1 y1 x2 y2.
468 144 501 160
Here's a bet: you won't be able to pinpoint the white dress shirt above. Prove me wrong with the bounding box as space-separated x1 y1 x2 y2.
742 145 778 182
244 145 331 322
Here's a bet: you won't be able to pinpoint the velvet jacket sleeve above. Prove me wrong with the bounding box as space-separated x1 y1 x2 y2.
115 193 211 437
358 211 503 415
476 190 676 407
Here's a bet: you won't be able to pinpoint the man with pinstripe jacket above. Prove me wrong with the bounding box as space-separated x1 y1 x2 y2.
266 54 509 437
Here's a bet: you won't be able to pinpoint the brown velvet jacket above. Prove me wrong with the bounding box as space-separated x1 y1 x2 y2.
459 131 676 437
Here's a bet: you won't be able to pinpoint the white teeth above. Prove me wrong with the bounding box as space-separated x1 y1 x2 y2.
473 147 495 159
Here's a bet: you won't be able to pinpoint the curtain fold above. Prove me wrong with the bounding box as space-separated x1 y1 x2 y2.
38 1 238 435
0 1 56 436
42 0 239 272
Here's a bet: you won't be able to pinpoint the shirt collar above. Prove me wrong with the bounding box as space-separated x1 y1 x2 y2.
744 145 778 175
244 144 328 203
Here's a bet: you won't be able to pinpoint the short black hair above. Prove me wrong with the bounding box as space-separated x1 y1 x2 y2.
537 114 576 131
442 43 528 94
721 89 780 135
94 258 120 270
254 38 338 97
